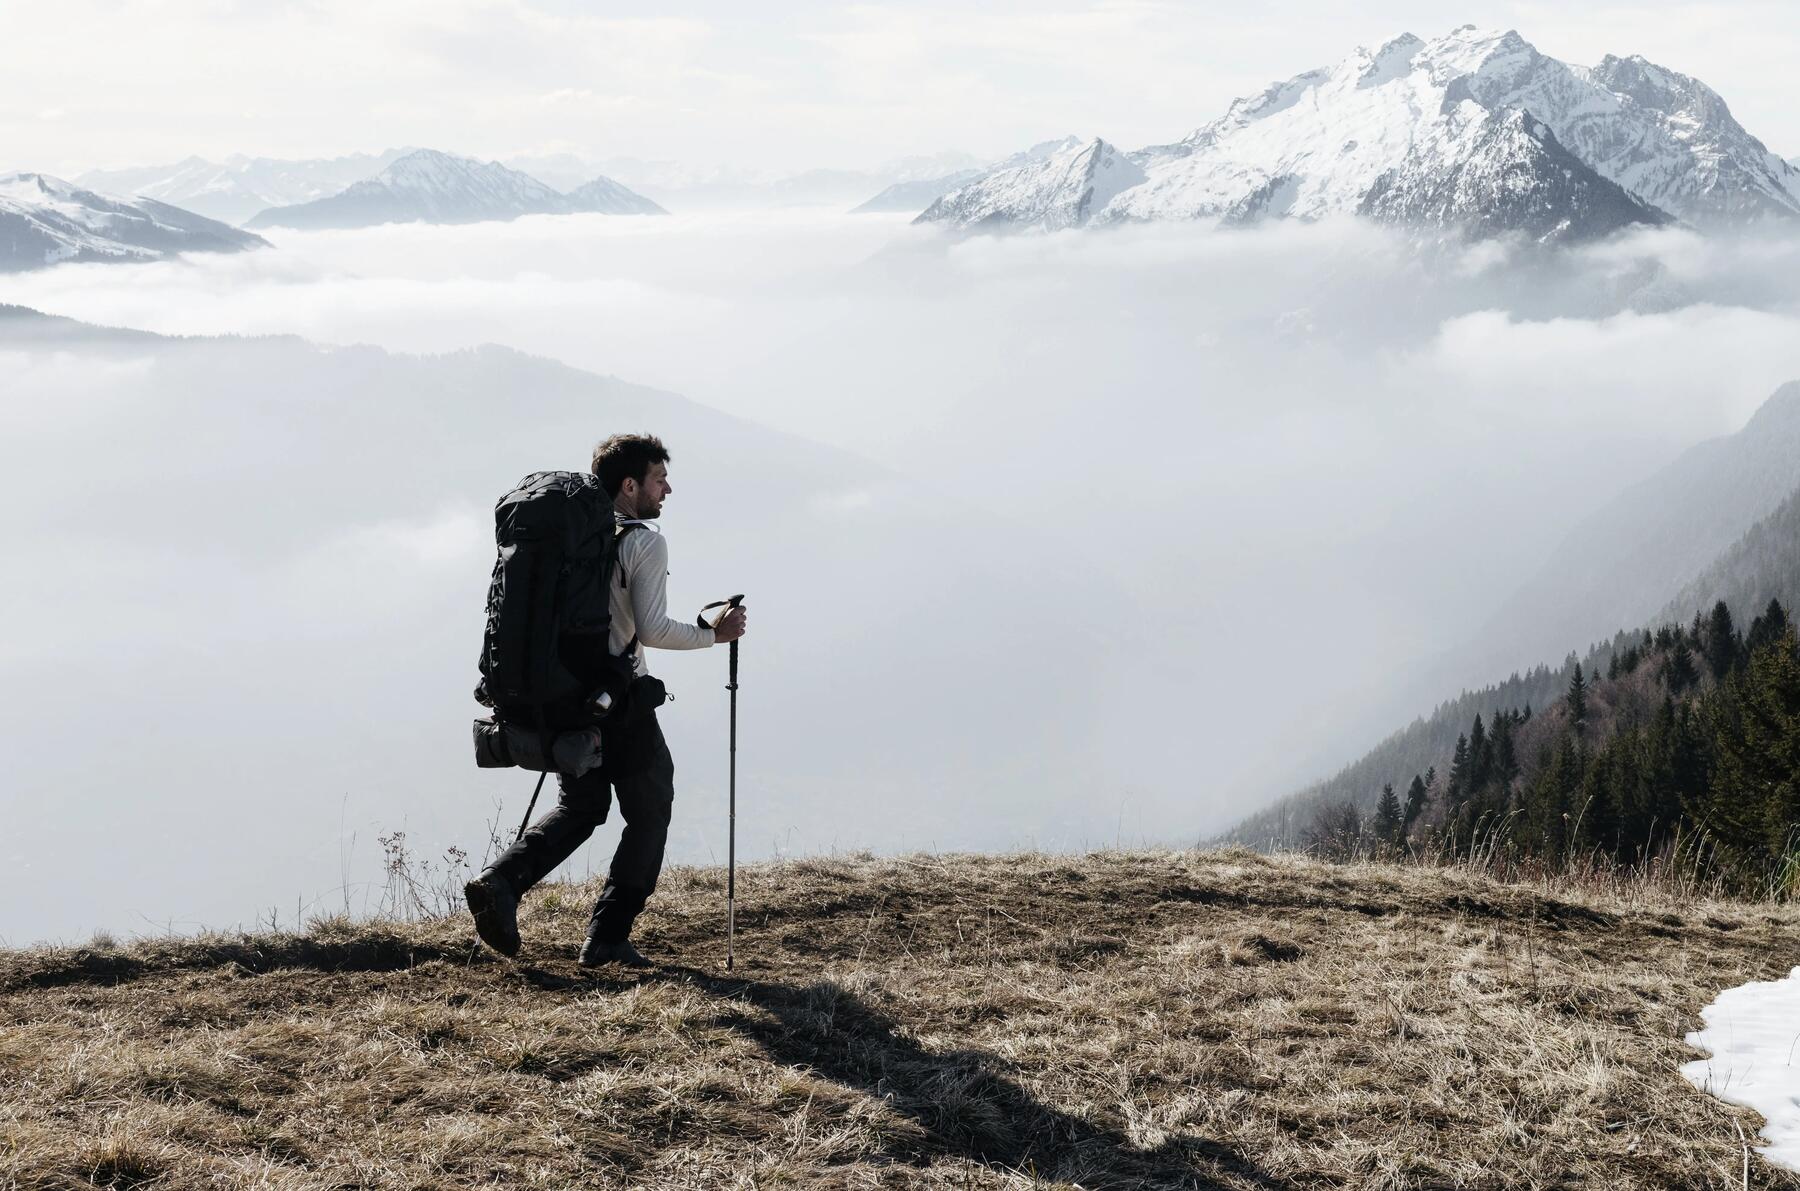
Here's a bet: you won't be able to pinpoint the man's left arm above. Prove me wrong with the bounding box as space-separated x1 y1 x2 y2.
627 532 716 650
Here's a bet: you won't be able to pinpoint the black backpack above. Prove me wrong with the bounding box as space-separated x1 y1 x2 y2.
474 470 638 732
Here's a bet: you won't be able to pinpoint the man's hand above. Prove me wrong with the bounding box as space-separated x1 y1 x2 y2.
713 605 747 643
700 598 748 643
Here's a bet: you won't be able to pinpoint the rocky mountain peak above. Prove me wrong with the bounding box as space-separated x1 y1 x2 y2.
918 25 1799 237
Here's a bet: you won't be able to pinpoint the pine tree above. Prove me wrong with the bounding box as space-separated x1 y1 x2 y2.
1567 662 1588 736
1605 726 1651 860
1746 598 1790 658
1524 736 1579 860
1577 744 1620 855
1665 639 1699 694
1493 712 1520 786
1704 628 1800 873
1446 736 1469 805
1634 698 1685 857
1468 714 1491 792
1705 600 1740 680
1445 736 1470 852
1374 782 1402 844
1402 774 1429 836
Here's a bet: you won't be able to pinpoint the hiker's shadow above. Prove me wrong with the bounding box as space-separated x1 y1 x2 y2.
651 963 1281 1190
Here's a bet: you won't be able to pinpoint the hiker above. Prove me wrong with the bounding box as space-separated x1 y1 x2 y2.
464 434 748 967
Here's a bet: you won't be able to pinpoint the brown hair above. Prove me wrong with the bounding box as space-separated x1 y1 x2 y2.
591 433 672 498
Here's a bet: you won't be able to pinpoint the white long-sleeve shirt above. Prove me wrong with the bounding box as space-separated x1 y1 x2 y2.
610 522 715 675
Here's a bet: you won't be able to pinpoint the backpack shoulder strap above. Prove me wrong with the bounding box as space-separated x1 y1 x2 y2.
613 520 646 656
614 520 645 590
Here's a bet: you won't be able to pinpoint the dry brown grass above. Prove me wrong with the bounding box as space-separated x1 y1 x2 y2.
3 847 1798 1189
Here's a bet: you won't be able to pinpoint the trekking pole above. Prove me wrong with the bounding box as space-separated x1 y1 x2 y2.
515 771 549 841
703 594 745 970
515 708 554 841
725 595 743 972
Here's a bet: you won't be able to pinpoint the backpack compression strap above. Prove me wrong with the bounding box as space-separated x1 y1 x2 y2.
614 520 645 654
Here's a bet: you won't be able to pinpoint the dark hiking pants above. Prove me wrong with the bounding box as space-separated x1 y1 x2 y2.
487 681 675 943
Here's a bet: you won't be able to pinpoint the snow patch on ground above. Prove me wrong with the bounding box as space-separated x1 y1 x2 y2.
1682 965 1800 1173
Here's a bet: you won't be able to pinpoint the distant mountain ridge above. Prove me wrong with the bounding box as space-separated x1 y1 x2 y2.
851 171 986 214
77 150 413 225
1655 442 1800 634
574 152 986 211
850 137 1084 215
0 173 265 272
245 150 664 229
1464 382 1800 682
1219 380 1800 848
920 26 1800 239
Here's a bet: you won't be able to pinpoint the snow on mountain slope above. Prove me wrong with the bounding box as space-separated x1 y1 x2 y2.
855 136 1082 214
0 174 267 272
920 26 1799 239
242 150 664 229
563 175 667 215
78 151 410 225
915 139 1144 231
1449 35 1800 226
1357 105 1670 239
246 150 563 229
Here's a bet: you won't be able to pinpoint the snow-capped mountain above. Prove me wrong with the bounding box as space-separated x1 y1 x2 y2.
244 150 663 229
78 151 411 226
245 150 560 229
1450 41 1799 226
852 137 1084 214
918 140 1145 231
0 173 267 272
919 27 1800 240
1355 105 1669 240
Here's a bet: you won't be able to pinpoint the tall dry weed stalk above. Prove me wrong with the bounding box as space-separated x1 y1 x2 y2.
1294 814 1792 909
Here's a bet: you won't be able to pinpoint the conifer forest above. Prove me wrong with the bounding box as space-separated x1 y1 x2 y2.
1308 598 1800 895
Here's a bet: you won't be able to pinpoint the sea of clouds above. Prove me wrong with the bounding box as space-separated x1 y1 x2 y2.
5 211 1800 945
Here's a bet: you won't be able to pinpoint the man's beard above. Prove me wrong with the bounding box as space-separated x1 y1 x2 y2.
635 496 662 520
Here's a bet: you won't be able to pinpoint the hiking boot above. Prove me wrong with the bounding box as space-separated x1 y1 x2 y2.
578 937 651 969
464 871 520 957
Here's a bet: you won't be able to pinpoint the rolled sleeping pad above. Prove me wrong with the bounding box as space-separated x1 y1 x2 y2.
472 717 603 779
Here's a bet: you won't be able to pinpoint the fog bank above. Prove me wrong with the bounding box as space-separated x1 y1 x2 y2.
5 213 1800 943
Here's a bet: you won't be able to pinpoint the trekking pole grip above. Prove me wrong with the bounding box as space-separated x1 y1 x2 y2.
720 593 743 687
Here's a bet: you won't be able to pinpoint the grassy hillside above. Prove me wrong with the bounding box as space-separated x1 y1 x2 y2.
4 849 1799 1189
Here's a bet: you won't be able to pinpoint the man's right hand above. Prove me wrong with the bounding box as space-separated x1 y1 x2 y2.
713 605 747 643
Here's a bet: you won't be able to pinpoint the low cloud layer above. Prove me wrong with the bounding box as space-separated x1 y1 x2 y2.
5 213 1800 944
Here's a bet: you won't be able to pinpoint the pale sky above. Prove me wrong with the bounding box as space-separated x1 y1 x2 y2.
4 1 1797 178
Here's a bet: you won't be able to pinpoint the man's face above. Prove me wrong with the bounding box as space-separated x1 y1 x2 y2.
628 462 672 519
